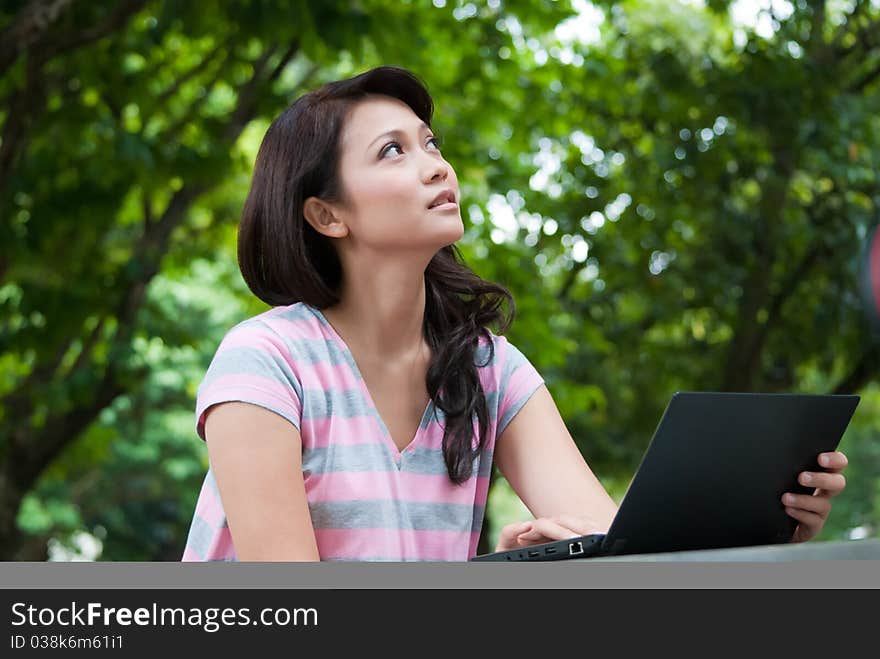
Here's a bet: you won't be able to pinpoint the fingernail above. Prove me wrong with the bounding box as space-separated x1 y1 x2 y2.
801 473 812 484
819 455 830 467
783 494 795 504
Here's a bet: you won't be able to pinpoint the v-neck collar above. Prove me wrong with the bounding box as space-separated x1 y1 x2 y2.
309 304 433 463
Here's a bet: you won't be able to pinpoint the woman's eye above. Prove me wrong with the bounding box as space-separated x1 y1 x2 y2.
381 142 404 158
381 137 442 158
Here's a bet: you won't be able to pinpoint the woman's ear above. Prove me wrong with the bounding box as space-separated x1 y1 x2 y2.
303 197 349 238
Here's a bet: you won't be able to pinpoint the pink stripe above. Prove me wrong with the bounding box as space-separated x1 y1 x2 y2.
217 325 293 358
194 489 225 529
203 528 236 561
262 313 327 339
501 366 543 411
305 472 489 506
314 528 479 561
196 376 301 439
871 228 880 315
199 374 301 412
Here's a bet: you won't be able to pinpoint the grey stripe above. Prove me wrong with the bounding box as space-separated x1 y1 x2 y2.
205 469 220 497
279 306 362 372
403 447 494 479
476 451 493 478
226 314 358 369
308 500 485 533
301 303 330 326
283 337 354 368
420 403 445 428
301 388 380 422
202 346 304 403
419 389 501 429
203 471 229 529
404 447 471 475
474 340 494 366
274 303 316 323
501 339 529 378
302 444 397 474
497 382 543 437
184 515 212 560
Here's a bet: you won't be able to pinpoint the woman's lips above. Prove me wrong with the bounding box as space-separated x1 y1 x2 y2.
428 201 458 211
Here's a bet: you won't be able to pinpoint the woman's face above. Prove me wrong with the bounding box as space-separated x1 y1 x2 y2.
328 95 464 253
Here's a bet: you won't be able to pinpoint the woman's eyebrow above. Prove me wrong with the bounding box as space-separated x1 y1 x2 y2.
366 121 431 151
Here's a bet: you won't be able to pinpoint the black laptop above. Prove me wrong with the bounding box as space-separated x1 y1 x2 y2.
471 391 860 562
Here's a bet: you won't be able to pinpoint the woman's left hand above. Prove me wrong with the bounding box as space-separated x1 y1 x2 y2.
783 451 848 543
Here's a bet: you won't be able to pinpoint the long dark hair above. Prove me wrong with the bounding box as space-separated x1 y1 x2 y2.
238 65 514 484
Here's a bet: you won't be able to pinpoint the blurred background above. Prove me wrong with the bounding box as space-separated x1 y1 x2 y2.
1 0 879 561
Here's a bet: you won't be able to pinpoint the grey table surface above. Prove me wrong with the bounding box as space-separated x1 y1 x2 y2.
0 540 877 589
583 537 880 561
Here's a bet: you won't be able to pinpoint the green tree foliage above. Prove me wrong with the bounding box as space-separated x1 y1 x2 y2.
1 0 878 560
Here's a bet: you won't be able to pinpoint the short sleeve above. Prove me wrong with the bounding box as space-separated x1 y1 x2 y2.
194 320 303 440
496 337 545 437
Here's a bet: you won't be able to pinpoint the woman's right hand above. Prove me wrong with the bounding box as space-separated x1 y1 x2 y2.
494 514 608 552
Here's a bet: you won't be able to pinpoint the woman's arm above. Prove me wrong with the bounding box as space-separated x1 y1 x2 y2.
492 384 618 550
204 401 320 561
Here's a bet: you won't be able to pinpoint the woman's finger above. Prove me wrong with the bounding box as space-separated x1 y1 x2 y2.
785 506 823 539
550 514 607 536
818 451 848 472
495 521 534 551
517 517 583 544
781 492 831 517
798 471 846 495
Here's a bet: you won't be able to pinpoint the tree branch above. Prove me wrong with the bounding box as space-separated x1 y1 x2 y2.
0 0 150 197
831 346 880 394
0 0 77 78
720 151 796 391
220 43 280 141
155 57 232 146
832 2 880 60
37 0 150 64
153 38 230 110
806 0 827 61
753 241 829 358
556 260 589 302
0 52 46 197
4 40 294 486
11 362 127 492
63 316 107 380
849 56 880 93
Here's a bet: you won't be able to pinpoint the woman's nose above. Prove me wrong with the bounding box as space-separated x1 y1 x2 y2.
424 162 448 184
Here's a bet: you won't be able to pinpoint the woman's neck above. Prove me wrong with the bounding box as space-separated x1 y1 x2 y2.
322 259 428 364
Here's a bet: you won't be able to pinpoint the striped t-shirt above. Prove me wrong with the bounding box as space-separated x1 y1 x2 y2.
182 301 544 562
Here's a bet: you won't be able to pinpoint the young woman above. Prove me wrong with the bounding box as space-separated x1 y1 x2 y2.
182 65 848 561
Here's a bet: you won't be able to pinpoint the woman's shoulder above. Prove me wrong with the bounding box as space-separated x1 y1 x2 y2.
219 301 325 346
477 329 541 379
475 328 516 369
